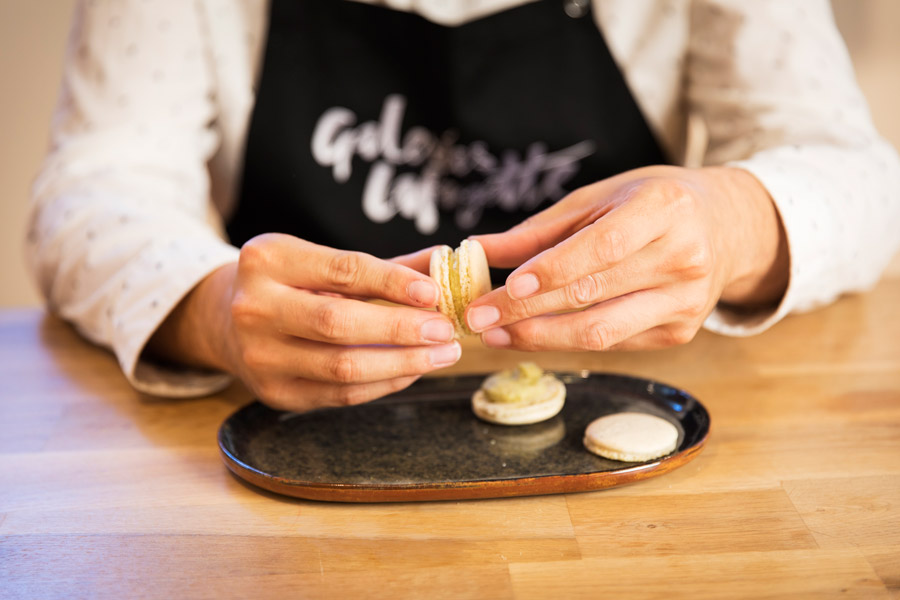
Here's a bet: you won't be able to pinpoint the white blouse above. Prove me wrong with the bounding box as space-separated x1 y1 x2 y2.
27 0 900 397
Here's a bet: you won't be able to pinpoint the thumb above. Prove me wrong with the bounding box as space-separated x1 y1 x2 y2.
388 245 439 274
470 210 580 268
473 180 617 268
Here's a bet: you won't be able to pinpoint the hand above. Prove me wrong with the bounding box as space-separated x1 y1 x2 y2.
464 165 789 351
148 234 460 411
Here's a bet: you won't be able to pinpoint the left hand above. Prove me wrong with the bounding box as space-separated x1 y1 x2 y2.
462 165 789 351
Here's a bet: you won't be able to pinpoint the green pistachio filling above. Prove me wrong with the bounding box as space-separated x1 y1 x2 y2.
449 249 467 331
483 362 547 404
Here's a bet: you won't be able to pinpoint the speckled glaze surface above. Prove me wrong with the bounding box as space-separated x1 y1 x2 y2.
218 372 710 502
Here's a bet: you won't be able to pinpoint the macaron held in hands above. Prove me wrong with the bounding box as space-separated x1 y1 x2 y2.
429 239 492 338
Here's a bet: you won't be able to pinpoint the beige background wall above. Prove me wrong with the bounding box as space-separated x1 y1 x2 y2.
1 0 898 308
1 0 77 307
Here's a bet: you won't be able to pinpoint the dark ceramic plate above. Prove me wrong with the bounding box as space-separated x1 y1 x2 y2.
218 372 709 502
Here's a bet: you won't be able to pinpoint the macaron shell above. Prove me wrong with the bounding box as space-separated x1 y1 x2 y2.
582 438 675 462
582 412 679 462
471 377 566 425
459 239 491 306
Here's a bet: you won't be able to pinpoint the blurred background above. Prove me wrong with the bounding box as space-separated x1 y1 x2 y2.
1 0 898 308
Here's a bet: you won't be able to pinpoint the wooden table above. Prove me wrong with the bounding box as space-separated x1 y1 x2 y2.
2 277 899 599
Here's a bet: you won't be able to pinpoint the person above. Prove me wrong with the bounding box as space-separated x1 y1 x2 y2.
27 0 900 412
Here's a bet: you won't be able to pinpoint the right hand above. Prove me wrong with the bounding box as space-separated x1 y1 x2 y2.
149 233 460 411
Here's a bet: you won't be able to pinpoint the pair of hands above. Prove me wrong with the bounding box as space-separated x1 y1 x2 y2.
150 165 787 412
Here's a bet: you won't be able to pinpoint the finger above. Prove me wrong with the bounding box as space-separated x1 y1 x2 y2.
262 338 462 384
388 245 441 274
470 182 615 268
479 290 679 352
273 291 456 346
261 375 422 412
471 214 577 269
240 234 439 307
501 186 679 300
466 240 674 332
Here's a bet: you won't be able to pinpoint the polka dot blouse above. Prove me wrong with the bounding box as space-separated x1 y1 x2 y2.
26 0 900 397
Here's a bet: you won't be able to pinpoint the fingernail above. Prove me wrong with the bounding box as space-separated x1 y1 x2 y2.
467 305 500 331
507 273 540 299
482 328 511 348
430 342 461 367
408 279 438 305
421 318 454 343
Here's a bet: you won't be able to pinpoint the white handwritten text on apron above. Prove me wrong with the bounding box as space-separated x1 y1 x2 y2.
311 94 595 234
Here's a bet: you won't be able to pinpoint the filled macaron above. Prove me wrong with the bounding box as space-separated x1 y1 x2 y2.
472 362 566 425
430 239 491 338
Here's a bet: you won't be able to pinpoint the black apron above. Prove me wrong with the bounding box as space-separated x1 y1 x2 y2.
228 0 667 258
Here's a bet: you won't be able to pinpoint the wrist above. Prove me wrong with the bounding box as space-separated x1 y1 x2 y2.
705 167 789 307
146 262 237 372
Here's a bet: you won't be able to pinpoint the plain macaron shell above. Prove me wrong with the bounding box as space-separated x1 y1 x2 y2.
583 412 679 462
458 239 491 312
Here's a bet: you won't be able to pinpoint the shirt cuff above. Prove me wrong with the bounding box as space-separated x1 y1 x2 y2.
111 237 240 397
704 155 817 337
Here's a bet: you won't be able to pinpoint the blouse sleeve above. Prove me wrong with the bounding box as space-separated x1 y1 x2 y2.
687 0 900 335
26 0 240 396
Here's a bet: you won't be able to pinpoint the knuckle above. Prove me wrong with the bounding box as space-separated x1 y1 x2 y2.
238 236 272 272
673 326 697 345
508 303 535 325
654 177 684 195
501 321 538 352
389 376 417 395
326 351 358 384
594 228 627 266
661 325 697 347
581 319 615 351
503 296 535 322
333 385 369 407
679 241 715 280
657 179 695 210
229 292 260 327
669 290 710 323
314 302 350 340
254 379 282 404
567 274 604 306
326 251 364 289
681 297 709 321
239 345 267 371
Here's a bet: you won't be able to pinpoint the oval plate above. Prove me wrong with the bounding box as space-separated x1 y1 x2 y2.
218 372 709 502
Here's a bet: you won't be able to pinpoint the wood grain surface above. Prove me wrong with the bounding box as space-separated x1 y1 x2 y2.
1 277 898 599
